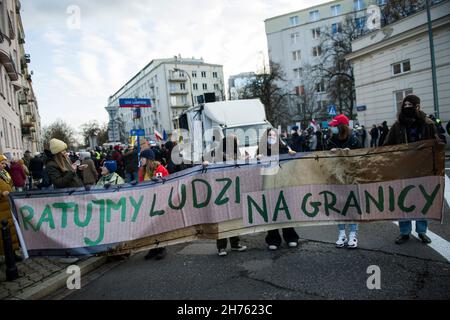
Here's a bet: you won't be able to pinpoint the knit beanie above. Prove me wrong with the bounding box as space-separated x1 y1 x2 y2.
104 160 117 173
402 95 420 108
140 149 155 160
49 138 67 155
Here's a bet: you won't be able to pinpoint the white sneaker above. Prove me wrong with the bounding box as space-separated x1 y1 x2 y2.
268 245 278 251
218 249 227 256
335 233 347 248
348 232 358 249
288 241 298 248
231 244 247 252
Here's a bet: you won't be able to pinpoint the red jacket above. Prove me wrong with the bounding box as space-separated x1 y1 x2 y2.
9 162 27 188
138 164 169 183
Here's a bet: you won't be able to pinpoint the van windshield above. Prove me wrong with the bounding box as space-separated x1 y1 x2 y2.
223 123 272 147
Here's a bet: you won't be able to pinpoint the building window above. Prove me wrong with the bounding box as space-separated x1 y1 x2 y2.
292 50 301 61
315 80 325 93
332 22 342 34
214 84 219 90
331 4 341 16
192 71 197 78
312 46 322 57
193 83 198 90
309 10 319 22
289 16 299 26
355 17 366 29
392 60 411 75
201 71 206 78
202 83 207 90
353 0 364 11
291 32 300 44
312 27 321 39
213 72 218 78
180 83 186 90
293 68 302 79
394 89 413 110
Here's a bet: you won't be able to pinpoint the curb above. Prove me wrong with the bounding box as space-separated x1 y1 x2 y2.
8 256 107 300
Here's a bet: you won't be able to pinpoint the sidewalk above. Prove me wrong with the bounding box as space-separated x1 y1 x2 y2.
0 256 106 300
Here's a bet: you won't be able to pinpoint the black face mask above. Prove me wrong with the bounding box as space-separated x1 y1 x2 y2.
402 107 417 118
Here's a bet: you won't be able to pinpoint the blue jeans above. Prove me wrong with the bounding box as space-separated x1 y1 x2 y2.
338 224 358 233
126 171 139 183
399 220 428 235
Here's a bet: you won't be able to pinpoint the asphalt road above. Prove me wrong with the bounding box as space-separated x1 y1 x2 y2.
52 158 450 300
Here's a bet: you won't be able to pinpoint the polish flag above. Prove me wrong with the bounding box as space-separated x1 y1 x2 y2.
154 129 163 141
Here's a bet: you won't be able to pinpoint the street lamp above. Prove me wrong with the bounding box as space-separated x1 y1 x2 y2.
426 0 439 118
173 67 195 107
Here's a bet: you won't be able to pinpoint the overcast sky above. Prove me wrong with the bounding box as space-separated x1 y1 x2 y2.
21 0 329 133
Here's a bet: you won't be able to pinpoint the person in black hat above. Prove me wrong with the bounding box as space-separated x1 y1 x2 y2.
384 94 441 245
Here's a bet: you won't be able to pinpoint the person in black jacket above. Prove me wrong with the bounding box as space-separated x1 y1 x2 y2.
256 128 299 250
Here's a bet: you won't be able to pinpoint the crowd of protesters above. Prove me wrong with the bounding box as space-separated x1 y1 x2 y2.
0 94 447 262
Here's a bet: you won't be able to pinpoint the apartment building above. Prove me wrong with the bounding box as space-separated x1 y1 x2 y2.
265 0 376 118
346 0 449 131
106 56 224 142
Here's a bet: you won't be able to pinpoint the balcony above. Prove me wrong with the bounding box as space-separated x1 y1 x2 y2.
169 72 187 82
0 46 19 81
21 115 35 127
18 92 28 104
171 102 189 109
169 87 188 95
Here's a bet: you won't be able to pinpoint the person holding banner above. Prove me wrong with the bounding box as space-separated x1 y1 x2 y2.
256 128 300 251
0 154 20 259
383 94 440 245
139 148 169 260
326 114 362 249
46 138 84 189
203 134 248 256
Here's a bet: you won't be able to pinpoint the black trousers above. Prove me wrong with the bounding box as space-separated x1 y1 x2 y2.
217 236 240 250
265 228 299 246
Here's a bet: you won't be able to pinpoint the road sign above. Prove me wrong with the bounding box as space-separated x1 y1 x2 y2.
357 105 367 112
119 98 151 108
130 129 145 136
328 105 337 116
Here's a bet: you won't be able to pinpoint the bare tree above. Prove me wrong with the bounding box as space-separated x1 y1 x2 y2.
381 0 425 26
42 119 77 150
80 120 101 147
241 61 292 127
318 15 367 118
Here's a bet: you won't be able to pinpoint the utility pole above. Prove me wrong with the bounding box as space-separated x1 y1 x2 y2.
426 0 439 118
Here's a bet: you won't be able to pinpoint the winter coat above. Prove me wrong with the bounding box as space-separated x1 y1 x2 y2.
326 131 362 150
29 156 44 180
383 110 438 146
96 172 125 186
81 158 98 186
0 170 19 255
9 162 27 188
46 159 84 189
122 149 139 174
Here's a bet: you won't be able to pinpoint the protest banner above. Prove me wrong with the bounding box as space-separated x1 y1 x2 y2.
8 140 444 257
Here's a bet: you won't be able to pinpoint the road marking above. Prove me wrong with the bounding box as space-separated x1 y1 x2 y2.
393 221 450 263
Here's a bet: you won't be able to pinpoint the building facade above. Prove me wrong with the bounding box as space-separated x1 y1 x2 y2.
347 0 449 130
0 0 41 157
106 56 224 142
264 0 374 119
